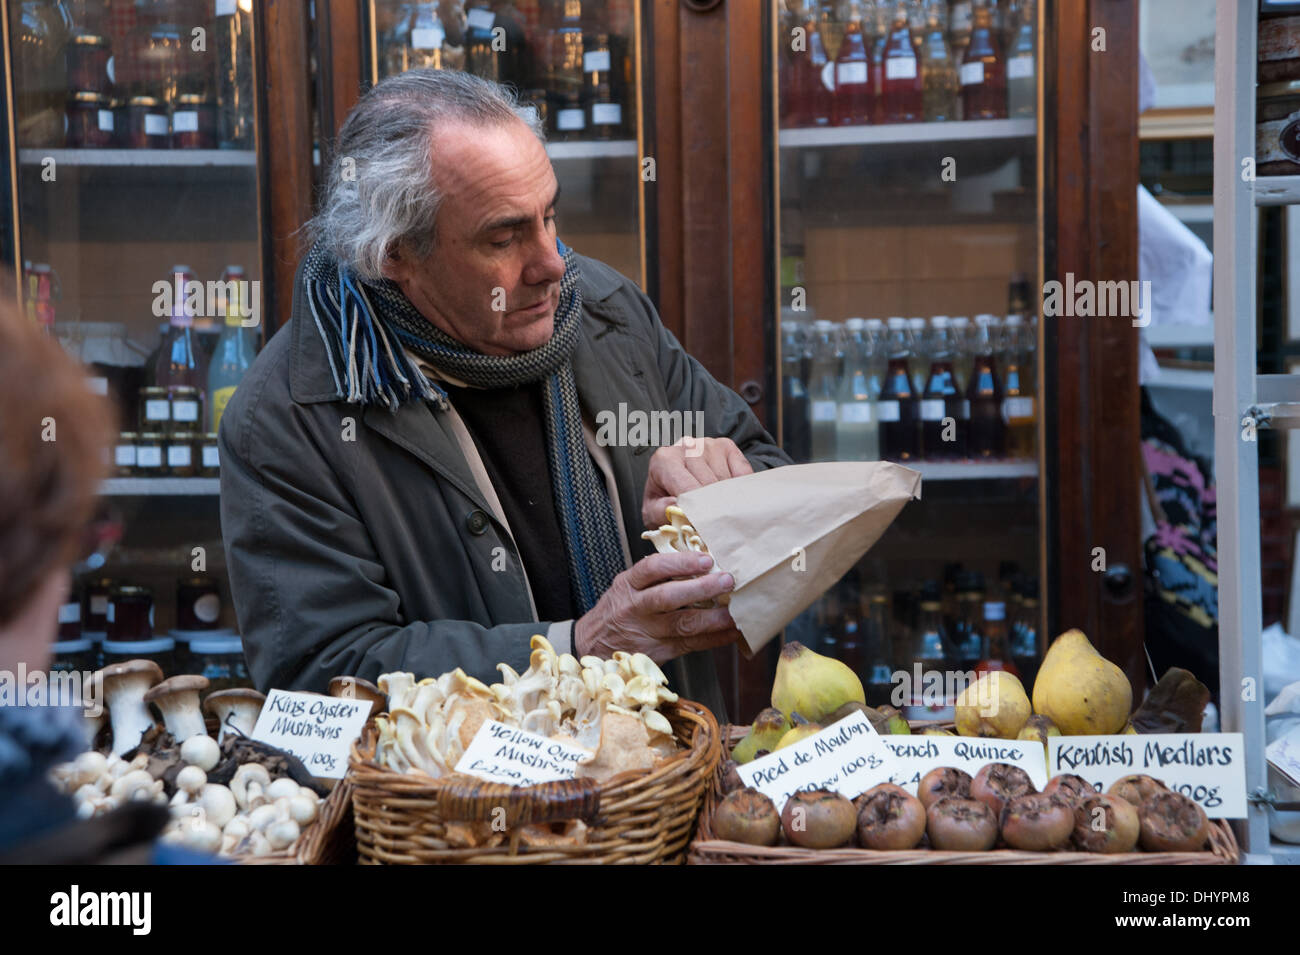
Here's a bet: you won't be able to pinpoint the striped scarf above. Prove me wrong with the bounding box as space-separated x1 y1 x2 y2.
302 238 626 615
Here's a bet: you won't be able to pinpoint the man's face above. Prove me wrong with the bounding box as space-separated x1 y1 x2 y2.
382 119 565 357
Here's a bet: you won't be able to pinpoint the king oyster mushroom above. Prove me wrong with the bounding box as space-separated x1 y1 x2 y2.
328 675 387 713
143 674 210 742
94 659 164 756
204 687 266 743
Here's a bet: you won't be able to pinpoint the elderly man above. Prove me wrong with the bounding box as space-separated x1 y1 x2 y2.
219 70 788 719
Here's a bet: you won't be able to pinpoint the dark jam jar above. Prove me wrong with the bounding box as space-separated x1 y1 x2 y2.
171 93 216 149
66 91 115 147
123 96 169 149
107 585 153 642
200 433 219 476
66 34 112 95
139 386 170 431
168 386 202 434
114 432 138 476
58 593 82 640
177 576 222 631
166 432 198 476
135 433 165 474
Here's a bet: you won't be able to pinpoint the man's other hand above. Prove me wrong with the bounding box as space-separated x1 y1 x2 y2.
574 551 740 664
641 436 753 529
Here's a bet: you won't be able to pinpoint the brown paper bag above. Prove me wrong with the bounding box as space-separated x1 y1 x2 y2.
675 462 921 654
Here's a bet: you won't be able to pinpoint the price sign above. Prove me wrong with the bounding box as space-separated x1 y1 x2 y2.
880 735 1048 793
250 689 373 779
455 720 590 787
1047 734 1247 818
736 712 897 807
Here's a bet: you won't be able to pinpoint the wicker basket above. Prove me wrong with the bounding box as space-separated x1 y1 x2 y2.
238 776 357 865
687 725 1240 865
349 699 720 864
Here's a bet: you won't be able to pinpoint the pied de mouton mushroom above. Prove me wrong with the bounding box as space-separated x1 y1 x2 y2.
204 687 266 743
143 674 210 742
94 659 164 756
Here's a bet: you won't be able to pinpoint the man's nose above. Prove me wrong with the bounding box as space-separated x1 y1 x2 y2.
525 228 566 285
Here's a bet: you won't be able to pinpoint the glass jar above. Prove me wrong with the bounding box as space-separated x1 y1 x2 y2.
135 432 165 474
107 584 154 642
102 636 175 678
122 95 169 148
52 638 97 675
168 386 202 434
138 385 170 430
166 432 198 476
57 592 82 640
114 431 138 476
171 92 216 149
65 90 114 147
176 576 221 631
65 33 111 94
14 0 73 148
188 632 251 695
200 433 220 476
83 576 112 634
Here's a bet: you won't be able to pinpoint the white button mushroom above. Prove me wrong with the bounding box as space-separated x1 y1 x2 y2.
70 751 108 790
198 783 237 828
265 778 300 801
230 763 271 811
170 765 207 806
266 818 300 851
286 795 318 826
110 769 156 803
179 733 220 772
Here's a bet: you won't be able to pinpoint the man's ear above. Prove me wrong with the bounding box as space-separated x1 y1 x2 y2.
379 245 407 283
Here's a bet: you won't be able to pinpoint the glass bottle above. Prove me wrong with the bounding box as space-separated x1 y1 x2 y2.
155 269 209 426
207 276 258 433
548 0 585 136
975 600 1020 677
1005 0 1035 118
961 0 1006 120
807 320 842 462
921 316 965 460
832 0 872 126
464 2 500 80
906 0 927 51
878 317 920 461
920 0 958 121
953 571 985 669
584 32 622 137
909 595 955 706
870 0 890 124
836 317 878 460
948 0 973 64
1010 580 1040 686
949 314 972 394
966 313 1004 457
864 594 895 707
1001 313 1036 458
798 1 834 126
906 316 929 393
781 320 811 463
881 1 922 122
214 0 254 149
778 0 799 125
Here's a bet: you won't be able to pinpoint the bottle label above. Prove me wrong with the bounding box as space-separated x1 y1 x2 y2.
557 108 586 131
838 402 872 424
115 443 137 467
411 27 444 49
811 400 838 423
145 113 168 136
212 386 237 432
836 60 868 86
886 56 918 81
1008 55 1034 80
960 61 985 85
59 602 81 624
584 50 612 74
203 444 220 469
145 399 170 422
172 399 199 423
98 109 114 133
1004 396 1035 420
173 111 199 133
466 8 496 31
876 400 901 422
91 595 108 615
920 398 946 420
216 0 237 15
194 593 221 624
137 446 163 468
168 444 193 468
592 103 622 125
821 60 837 92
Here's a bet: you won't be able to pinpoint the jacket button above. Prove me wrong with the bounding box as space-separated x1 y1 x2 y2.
466 509 490 535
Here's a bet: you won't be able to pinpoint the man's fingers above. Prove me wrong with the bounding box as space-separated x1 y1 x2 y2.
642 494 676 530
724 442 754 477
625 551 714 590
636 572 735 615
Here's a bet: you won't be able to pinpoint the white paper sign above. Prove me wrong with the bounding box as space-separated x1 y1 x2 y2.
251 689 373 779
736 712 896 806
1048 734 1247 819
455 720 590 787
880 734 1049 793
1266 727 1300 789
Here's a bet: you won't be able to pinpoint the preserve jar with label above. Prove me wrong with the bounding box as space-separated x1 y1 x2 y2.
66 34 112 94
114 432 138 476
83 576 112 633
171 93 216 148
177 576 222 631
166 432 198 476
169 386 202 433
200 433 220 476
58 595 82 640
66 91 115 147
138 385 170 431
134 432 165 474
107 584 154 642
123 95 169 148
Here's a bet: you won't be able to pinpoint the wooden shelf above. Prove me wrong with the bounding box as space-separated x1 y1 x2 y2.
101 478 220 496
19 148 256 168
779 118 1036 149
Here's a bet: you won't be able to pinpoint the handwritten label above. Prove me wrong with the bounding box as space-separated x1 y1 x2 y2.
1048 734 1246 818
881 735 1048 794
736 712 896 806
455 720 590 787
1266 726 1300 789
251 689 373 779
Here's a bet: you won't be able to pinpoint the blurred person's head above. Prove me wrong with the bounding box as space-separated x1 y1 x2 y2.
0 287 111 673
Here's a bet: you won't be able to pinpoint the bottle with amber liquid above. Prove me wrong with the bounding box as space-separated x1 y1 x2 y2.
961 0 1006 119
154 269 209 426
584 33 623 137
1001 313 1035 457
966 313 1005 457
833 1 872 125
881 1 922 122
974 601 1020 677
920 0 958 121
878 317 920 460
548 0 585 137
1005 0 1035 118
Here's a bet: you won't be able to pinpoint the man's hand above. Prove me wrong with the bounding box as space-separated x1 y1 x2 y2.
574 551 740 664
641 436 754 529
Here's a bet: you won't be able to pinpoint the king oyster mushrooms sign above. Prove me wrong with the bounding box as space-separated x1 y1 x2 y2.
250 689 374 779
737 711 897 805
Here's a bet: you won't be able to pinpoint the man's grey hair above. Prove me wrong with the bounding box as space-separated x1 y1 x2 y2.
307 69 545 281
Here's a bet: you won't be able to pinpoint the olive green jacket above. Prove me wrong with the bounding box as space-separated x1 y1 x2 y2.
218 252 789 722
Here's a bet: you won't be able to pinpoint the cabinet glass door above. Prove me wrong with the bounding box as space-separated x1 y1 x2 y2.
772 0 1045 717
363 0 643 285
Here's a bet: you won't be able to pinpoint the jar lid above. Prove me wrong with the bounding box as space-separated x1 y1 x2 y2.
171 386 200 396
70 34 111 47
118 431 139 441
139 432 166 441
140 385 168 395
1259 80 1300 99
171 432 200 441
71 90 109 105
189 635 244 654
175 93 210 106
110 584 152 598
103 636 175 653
128 95 162 107
54 638 94 653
